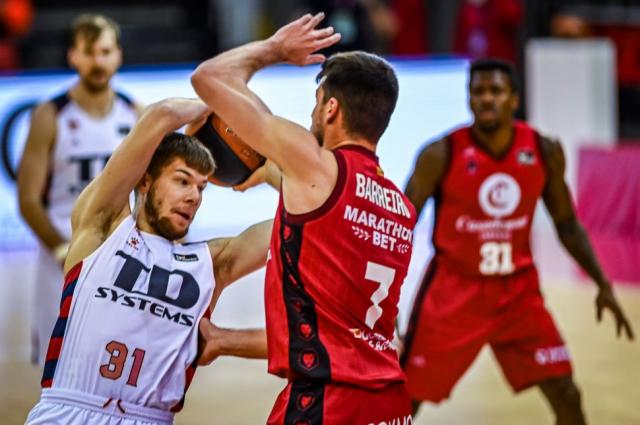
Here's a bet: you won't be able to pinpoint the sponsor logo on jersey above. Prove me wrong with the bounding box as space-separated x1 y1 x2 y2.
478 172 521 218
118 125 131 136
355 173 411 218
344 204 413 253
94 250 201 327
534 345 570 365
68 154 112 195
368 416 413 425
350 328 396 352
517 149 536 165
174 253 198 262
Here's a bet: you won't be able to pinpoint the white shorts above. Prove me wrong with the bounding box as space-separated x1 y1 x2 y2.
26 388 174 425
32 247 63 366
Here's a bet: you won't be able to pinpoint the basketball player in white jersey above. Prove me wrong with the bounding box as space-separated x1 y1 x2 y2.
25 96 273 425
17 14 143 366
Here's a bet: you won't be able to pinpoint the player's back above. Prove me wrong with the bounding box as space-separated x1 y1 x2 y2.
434 121 546 277
265 145 416 388
34 215 213 421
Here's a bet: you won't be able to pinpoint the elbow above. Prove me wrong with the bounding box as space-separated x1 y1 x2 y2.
191 63 227 101
17 192 38 219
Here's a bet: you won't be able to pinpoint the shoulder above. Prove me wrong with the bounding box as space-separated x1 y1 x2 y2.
535 132 565 172
415 137 450 170
116 91 145 117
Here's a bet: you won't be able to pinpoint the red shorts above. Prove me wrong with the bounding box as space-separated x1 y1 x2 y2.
267 380 412 425
401 259 572 403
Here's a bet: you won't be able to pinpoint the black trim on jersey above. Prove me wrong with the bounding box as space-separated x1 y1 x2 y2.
284 380 325 425
50 92 70 113
116 91 135 108
280 209 331 381
399 260 438 368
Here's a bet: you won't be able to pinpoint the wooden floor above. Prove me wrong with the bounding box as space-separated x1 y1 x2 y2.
1 272 639 424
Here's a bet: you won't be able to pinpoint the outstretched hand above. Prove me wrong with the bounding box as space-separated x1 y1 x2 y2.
269 12 341 66
595 284 634 340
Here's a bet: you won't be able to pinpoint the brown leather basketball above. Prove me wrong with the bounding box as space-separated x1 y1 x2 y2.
192 113 265 186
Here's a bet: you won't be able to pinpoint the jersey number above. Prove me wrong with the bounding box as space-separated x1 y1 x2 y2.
364 261 396 329
99 341 146 387
479 242 514 275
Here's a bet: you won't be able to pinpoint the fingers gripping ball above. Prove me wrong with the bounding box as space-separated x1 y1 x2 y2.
192 114 265 186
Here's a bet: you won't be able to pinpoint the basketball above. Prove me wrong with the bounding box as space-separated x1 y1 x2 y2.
192 113 265 186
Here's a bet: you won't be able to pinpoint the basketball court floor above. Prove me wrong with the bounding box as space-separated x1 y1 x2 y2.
1 251 638 425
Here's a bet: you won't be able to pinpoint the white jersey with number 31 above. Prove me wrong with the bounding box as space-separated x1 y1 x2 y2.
40 215 214 413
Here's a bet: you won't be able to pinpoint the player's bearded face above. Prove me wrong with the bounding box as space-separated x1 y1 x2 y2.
469 71 518 133
70 30 122 93
143 162 206 241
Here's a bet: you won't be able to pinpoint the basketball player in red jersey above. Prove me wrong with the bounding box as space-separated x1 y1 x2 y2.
401 59 634 424
192 13 417 424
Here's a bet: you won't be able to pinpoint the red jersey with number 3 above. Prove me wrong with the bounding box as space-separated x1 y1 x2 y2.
265 145 417 388
434 121 546 277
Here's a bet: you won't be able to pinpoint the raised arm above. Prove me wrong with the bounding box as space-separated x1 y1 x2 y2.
539 136 633 340
71 98 209 233
17 102 67 257
404 138 449 219
191 14 340 188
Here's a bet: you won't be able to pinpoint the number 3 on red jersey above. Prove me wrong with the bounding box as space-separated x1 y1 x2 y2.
364 261 396 329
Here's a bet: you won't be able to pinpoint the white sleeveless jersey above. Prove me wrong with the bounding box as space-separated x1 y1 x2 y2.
41 215 215 413
46 91 138 239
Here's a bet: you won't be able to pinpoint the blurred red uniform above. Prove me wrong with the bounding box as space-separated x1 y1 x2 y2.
402 121 572 402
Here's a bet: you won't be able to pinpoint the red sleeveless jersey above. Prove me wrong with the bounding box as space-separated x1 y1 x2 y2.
265 145 417 388
433 121 546 277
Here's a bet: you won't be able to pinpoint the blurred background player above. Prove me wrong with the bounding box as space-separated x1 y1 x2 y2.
401 58 634 425
17 14 142 366
192 13 417 424
26 97 273 425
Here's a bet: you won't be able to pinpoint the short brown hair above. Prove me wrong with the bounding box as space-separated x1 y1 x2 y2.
70 14 121 48
316 51 399 142
147 133 216 179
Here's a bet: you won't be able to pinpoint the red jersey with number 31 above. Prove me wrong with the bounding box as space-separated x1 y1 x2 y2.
265 145 417 388
434 121 546 277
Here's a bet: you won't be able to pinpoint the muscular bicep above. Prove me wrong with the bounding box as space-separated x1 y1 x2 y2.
191 64 325 178
210 220 273 289
540 137 576 225
17 103 56 208
404 138 449 218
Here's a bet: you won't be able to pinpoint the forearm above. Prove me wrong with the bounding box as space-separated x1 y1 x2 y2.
556 217 609 288
193 39 282 89
18 199 65 251
214 327 267 359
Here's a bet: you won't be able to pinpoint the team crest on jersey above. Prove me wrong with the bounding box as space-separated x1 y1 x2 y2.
478 173 521 218
517 149 536 165
126 236 140 250
67 118 79 130
174 253 199 262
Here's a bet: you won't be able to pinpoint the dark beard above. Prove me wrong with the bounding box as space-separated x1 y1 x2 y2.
80 69 110 93
144 188 188 241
